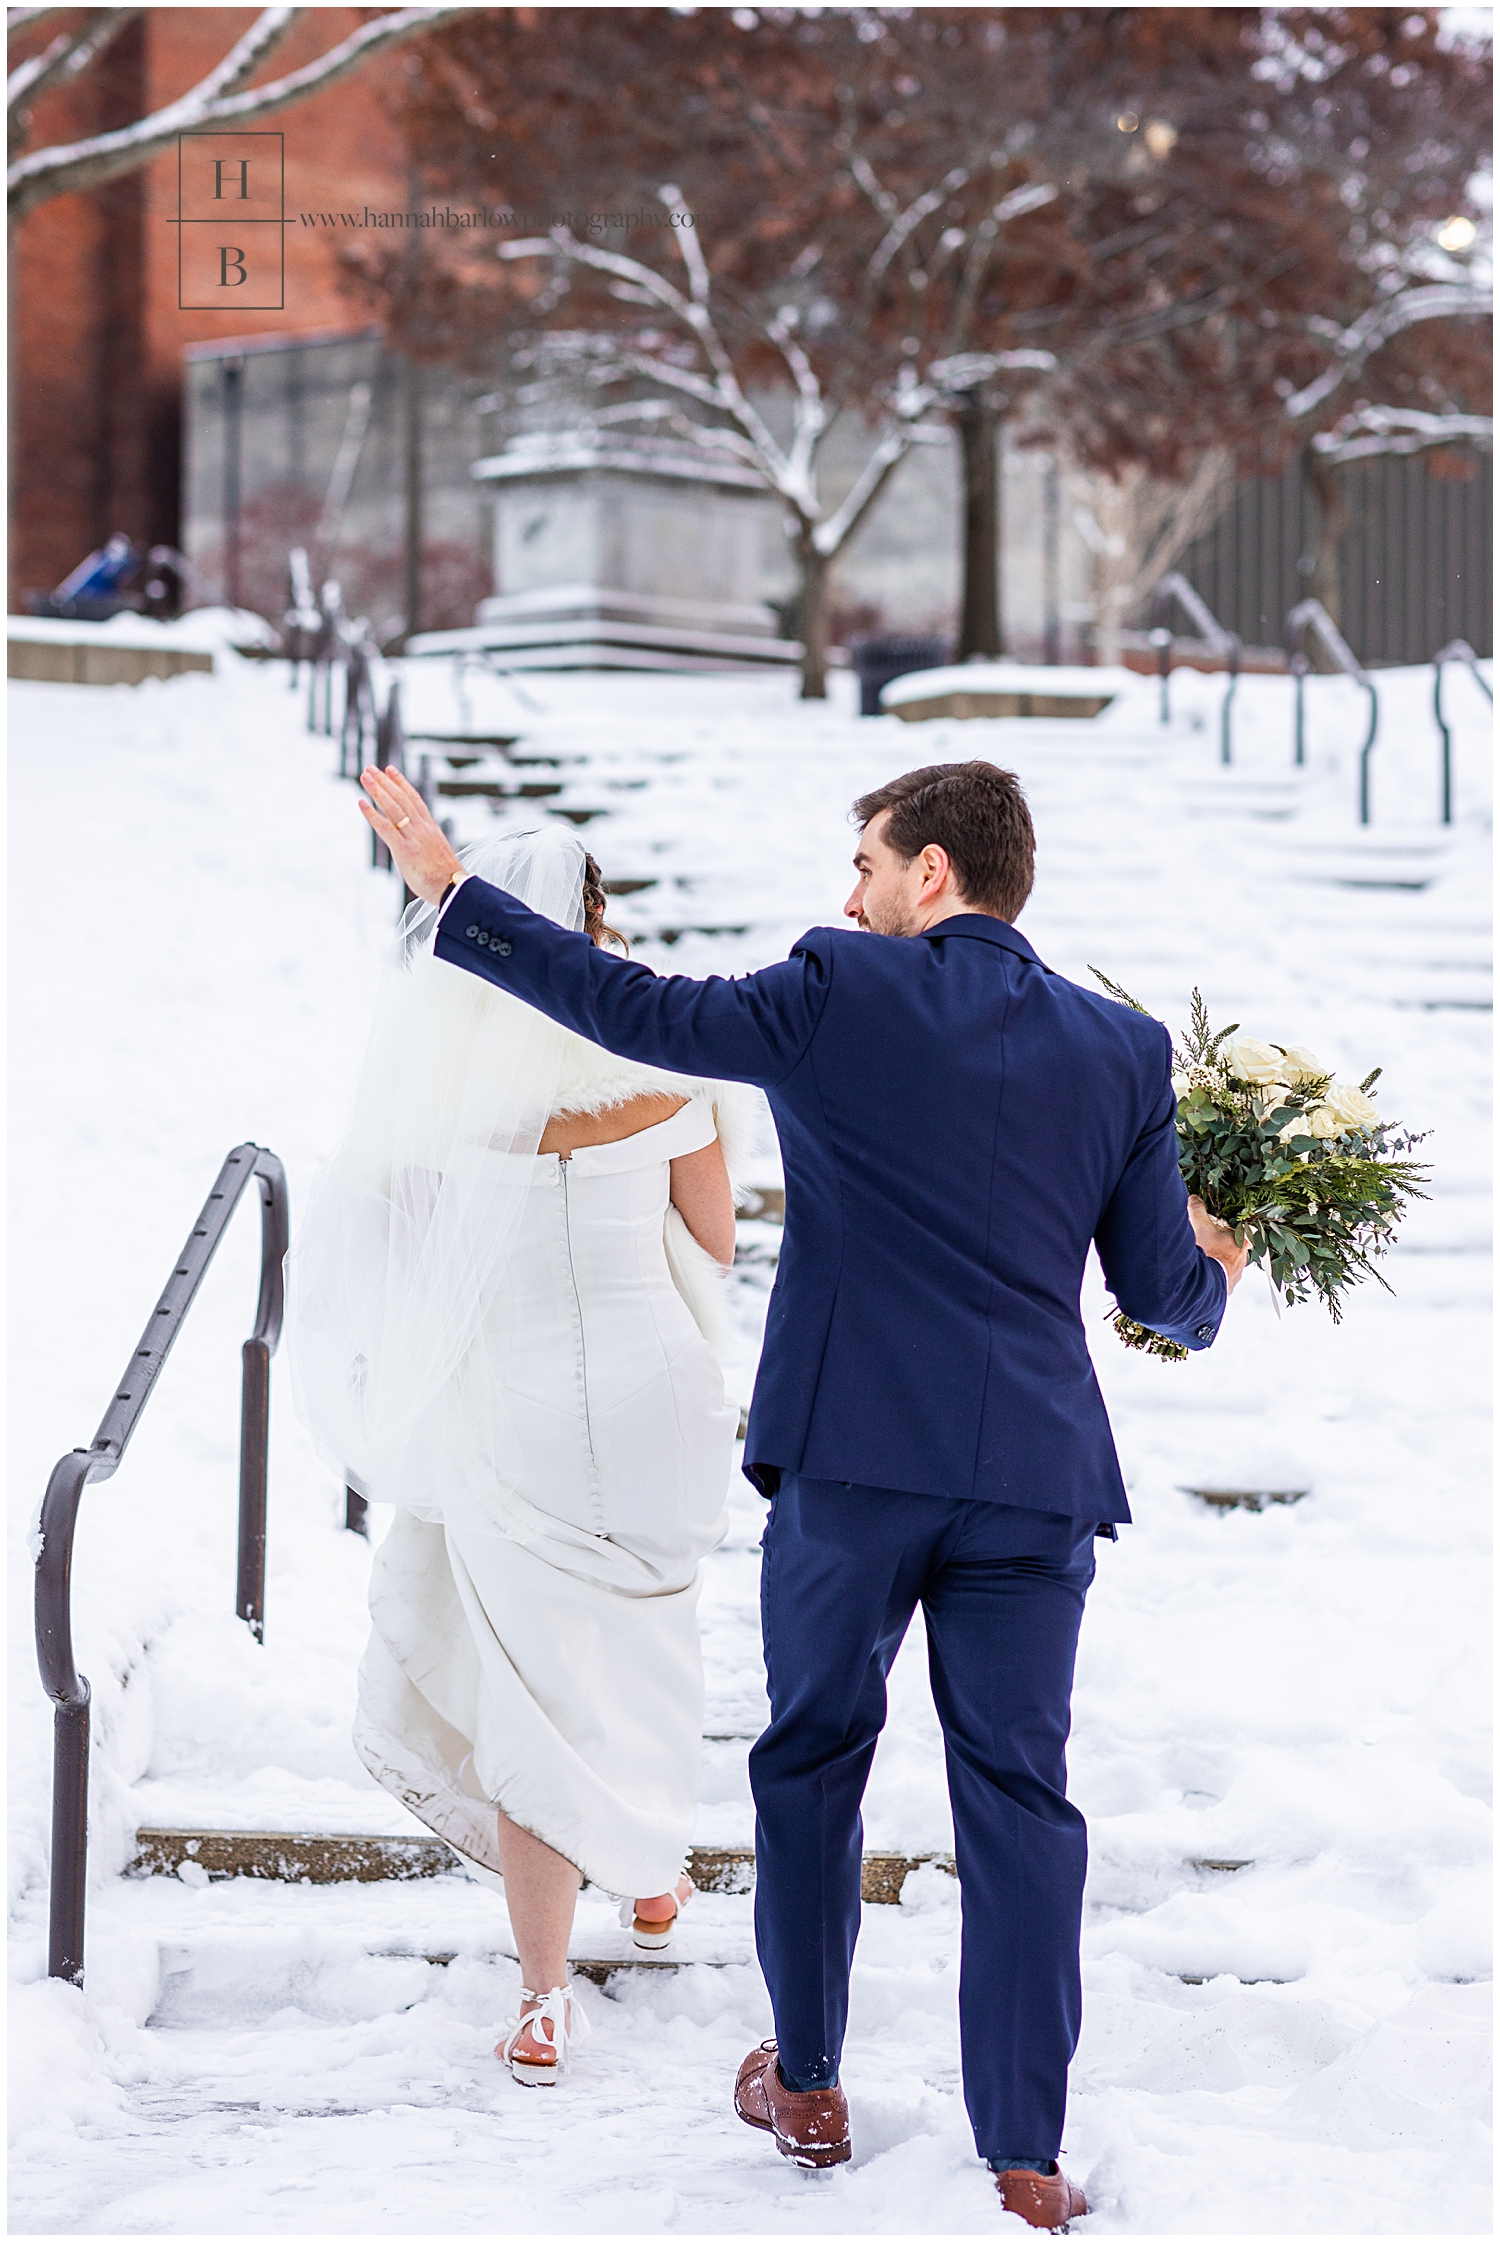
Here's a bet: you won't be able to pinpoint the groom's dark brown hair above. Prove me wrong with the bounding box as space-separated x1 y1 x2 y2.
851 761 1035 922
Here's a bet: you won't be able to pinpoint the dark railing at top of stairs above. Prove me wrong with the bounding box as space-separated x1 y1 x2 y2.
1149 573 1243 766
283 547 321 680
1432 640 1491 827
34 1144 288 1987
1286 599 1380 823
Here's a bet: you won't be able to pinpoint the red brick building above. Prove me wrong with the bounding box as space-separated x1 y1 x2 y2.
8 8 411 612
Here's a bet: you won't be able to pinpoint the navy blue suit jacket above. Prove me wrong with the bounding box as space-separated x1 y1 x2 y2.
436 883 1225 1524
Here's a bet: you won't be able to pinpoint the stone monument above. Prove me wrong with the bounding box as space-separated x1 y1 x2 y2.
408 432 800 672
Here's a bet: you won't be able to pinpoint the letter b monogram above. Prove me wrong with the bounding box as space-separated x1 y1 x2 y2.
219 246 248 287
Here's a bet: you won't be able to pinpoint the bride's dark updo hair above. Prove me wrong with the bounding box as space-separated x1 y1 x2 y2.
582 852 629 953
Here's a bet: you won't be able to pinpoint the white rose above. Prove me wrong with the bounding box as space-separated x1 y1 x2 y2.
1321 1082 1382 1135
1221 1035 1286 1087
1278 1044 1327 1085
1304 1104 1345 1140
1171 1071 1191 1099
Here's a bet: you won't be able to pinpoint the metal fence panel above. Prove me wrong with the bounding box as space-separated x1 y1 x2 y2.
1174 452 1491 663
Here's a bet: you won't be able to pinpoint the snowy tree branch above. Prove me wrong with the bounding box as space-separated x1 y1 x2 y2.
1311 403 1493 465
8 5 475 222
868 165 970 289
928 347 1057 395
608 354 729 416
6 9 69 40
943 184 1058 357
500 223 798 502
763 307 828 495
813 426 920 558
189 6 302 105
9 10 131 122
658 182 710 306
1284 284 1494 422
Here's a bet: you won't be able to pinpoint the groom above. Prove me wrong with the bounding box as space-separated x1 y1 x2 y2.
361 757 1244 2227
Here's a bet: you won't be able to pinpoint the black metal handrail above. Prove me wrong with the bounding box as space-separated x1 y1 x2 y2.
306 579 346 740
1432 640 1492 826
1149 572 1242 766
283 547 321 684
1286 598 1379 822
34 1143 288 1986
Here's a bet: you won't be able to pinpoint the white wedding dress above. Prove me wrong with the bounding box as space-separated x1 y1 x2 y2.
351 1089 741 1898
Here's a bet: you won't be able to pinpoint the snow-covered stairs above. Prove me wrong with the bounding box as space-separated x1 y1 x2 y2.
122 1874 760 2016
12 656 1491 2232
129 1830 944 1910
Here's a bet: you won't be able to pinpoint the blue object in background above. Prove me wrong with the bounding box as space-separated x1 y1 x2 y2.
27 534 144 621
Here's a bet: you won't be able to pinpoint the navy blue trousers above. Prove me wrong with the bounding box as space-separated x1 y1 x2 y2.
749 1475 1097 2160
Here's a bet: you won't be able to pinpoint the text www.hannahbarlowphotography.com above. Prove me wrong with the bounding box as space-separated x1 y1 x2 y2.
297 204 699 231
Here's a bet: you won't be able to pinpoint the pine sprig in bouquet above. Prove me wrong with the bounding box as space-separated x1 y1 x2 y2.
1090 973 1430 1362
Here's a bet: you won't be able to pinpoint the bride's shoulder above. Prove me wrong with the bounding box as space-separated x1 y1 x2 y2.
550 1026 694 1116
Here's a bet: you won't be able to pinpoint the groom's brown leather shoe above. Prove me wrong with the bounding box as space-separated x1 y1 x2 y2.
735 2040 851 2168
991 2163 1088 2231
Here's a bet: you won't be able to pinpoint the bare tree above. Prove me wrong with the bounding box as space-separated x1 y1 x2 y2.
498 200 1012 699
7 4 475 224
1074 448 1237 668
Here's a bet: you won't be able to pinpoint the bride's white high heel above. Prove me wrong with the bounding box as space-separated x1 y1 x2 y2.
497 1983 590 2085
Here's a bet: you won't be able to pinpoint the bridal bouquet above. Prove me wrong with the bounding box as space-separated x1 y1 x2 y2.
1090 975 1429 1362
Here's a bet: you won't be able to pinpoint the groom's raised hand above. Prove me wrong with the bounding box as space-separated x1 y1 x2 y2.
359 766 466 904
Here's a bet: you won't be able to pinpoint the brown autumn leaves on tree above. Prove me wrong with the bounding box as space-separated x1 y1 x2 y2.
347 7 1490 693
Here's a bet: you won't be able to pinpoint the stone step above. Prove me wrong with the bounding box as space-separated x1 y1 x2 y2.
131 1829 952 1905
648 922 751 946
1182 1485 1310 1514
737 1185 784 1222
147 1899 757 2006
407 730 521 751
436 777 562 800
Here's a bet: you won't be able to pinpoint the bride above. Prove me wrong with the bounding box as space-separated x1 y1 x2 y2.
287 825 752 2085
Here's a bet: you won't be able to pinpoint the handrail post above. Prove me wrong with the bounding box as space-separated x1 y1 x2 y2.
1221 640 1239 769
1149 571 1239 763
1358 680 1379 828
237 1338 270 1641
1287 599 1375 812
1149 626 1171 725
48 1690 90 1985
238 1153 288 1642
1434 661 1453 826
1291 652 1307 767
37 1446 98 1986
1431 641 1492 827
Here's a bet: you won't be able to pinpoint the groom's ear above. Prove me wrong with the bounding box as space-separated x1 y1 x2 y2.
921 843 955 893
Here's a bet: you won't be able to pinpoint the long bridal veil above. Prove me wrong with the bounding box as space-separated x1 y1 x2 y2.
286 824 590 1538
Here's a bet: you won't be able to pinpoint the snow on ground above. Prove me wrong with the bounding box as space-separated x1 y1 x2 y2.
7 652 1492 2234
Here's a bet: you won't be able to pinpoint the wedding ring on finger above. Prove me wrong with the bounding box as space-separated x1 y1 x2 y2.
396 815 411 829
